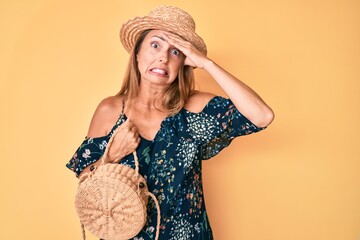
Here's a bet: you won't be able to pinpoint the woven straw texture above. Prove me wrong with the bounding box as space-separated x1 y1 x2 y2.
75 163 149 240
120 5 207 55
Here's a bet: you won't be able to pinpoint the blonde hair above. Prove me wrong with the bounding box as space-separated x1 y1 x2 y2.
117 30 196 115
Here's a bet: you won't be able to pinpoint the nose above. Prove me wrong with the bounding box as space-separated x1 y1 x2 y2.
158 51 168 64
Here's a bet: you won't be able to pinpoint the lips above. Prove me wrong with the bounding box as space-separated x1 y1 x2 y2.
149 68 168 76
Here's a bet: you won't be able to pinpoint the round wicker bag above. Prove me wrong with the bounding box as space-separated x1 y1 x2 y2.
75 126 160 240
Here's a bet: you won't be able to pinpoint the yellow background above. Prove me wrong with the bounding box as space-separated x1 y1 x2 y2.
1 0 359 239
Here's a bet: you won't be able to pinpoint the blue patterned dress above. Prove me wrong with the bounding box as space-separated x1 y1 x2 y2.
66 96 265 240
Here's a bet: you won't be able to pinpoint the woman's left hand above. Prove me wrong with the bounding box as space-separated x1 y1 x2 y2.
160 32 211 69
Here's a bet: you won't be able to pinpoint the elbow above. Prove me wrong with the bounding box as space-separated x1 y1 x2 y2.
253 107 275 128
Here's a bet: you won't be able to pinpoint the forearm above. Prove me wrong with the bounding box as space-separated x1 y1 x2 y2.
203 60 274 127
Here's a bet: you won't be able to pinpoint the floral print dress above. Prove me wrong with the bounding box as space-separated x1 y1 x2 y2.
66 96 265 240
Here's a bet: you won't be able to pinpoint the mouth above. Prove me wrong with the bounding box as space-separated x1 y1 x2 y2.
149 68 168 76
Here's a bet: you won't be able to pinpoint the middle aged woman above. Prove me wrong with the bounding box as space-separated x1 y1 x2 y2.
67 5 274 240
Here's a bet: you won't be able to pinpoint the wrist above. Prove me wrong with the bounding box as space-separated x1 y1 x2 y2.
202 59 214 71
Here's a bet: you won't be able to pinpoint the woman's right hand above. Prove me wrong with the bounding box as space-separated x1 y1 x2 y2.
103 119 140 163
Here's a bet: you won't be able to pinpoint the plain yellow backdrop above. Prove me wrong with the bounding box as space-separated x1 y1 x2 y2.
1 0 359 239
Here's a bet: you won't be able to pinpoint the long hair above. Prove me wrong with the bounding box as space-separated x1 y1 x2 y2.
117 30 196 115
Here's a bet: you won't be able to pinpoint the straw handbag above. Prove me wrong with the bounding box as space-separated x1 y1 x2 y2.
75 121 161 240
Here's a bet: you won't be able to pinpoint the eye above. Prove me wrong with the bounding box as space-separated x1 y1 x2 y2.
151 42 159 48
171 48 181 56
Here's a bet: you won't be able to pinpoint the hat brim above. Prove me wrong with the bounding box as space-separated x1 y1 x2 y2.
120 16 207 55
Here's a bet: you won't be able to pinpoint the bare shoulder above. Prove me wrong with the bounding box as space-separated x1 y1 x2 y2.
184 91 216 113
87 95 123 138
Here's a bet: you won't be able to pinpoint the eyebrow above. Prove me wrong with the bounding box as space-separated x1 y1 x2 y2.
150 35 166 41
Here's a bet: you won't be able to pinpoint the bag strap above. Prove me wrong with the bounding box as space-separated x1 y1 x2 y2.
108 96 126 137
81 223 86 240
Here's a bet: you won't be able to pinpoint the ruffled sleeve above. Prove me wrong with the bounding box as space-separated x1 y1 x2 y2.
199 96 265 160
66 135 109 176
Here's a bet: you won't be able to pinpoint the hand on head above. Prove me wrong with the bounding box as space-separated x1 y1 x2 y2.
160 32 210 69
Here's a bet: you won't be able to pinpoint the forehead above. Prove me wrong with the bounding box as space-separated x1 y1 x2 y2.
143 29 169 40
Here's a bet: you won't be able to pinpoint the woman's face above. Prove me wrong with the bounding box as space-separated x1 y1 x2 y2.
136 30 185 88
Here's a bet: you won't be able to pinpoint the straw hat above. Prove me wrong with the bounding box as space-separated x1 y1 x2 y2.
120 5 207 55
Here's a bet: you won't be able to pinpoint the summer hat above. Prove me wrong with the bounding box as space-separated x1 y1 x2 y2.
120 5 207 55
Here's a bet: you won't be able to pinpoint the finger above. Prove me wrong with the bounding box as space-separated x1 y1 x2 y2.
162 32 186 43
124 121 136 132
132 139 140 149
118 119 131 131
133 137 141 149
125 119 134 127
161 33 188 50
162 33 204 63
129 127 139 140
130 124 137 132
164 35 206 67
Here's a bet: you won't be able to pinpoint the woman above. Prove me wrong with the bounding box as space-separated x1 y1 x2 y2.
67 5 274 240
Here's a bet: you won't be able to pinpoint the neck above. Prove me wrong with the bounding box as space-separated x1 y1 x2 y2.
134 82 166 109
